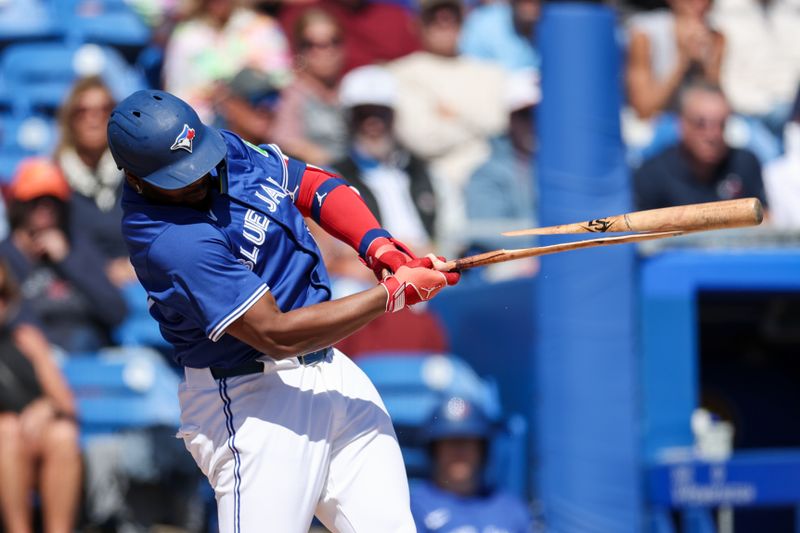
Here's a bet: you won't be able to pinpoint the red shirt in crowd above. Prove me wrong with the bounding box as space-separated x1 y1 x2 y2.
279 0 421 74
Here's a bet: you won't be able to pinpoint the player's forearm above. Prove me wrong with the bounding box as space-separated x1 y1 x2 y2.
295 166 389 258
229 286 387 359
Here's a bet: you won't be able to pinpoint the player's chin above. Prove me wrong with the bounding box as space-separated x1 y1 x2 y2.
186 192 213 211
181 183 213 209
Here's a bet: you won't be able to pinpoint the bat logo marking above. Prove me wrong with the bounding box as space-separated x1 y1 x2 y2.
581 218 614 232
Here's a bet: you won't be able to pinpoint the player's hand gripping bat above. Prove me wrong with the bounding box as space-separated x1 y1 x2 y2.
435 198 764 272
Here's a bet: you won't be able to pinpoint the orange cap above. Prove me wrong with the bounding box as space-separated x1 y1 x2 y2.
8 158 71 202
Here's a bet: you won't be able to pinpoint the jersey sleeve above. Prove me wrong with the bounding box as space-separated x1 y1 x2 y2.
146 224 269 342
284 153 307 194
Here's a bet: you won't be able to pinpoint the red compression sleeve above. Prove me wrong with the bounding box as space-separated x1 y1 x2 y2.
295 165 391 258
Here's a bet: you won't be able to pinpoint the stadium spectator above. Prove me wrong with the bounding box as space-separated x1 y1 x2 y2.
634 82 768 210
465 68 539 256
0 258 82 533
54 76 135 288
272 8 348 166
212 67 282 145
332 64 436 252
278 0 421 74
410 396 533 532
459 0 541 73
0 158 127 353
389 0 507 255
162 0 291 123
763 96 800 229
623 0 729 165
710 0 800 142
625 0 724 120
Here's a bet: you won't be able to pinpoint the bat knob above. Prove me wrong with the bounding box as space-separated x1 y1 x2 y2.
428 254 456 272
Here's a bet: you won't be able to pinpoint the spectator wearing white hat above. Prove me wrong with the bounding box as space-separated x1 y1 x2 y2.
331 64 437 253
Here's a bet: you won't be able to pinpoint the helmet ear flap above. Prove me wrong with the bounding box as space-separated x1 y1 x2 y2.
107 90 227 190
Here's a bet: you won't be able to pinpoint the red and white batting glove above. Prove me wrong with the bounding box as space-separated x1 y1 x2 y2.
363 236 417 281
379 256 460 313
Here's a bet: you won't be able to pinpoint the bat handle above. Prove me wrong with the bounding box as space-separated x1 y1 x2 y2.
436 260 458 272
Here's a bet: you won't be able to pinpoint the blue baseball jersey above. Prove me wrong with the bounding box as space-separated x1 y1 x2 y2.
121 131 332 368
410 480 533 533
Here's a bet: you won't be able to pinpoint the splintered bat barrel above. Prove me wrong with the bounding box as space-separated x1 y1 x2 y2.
436 198 765 272
502 198 764 237
440 231 684 271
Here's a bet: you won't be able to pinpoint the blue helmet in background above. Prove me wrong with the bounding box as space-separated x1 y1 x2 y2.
107 90 227 190
423 396 495 443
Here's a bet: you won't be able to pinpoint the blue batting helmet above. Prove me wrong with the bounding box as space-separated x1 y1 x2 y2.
107 90 227 190
423 396 494 442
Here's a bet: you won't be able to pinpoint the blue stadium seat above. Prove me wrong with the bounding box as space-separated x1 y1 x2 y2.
61 1 151 51
113 281 170 350
0 150 30 184
2 42 75 82
0 0 63 45
1 42 80 116
0 79 11 115
61 346 181 444
0 41 148 116
0 114 58 182
357 352 528 496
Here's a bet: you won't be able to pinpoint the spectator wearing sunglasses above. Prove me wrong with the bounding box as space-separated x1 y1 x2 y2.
634 82 768 211
272 8 348 167
55 76 136 288
278 0 421 75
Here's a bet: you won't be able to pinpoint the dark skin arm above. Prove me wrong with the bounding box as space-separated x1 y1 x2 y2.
225 285 388 360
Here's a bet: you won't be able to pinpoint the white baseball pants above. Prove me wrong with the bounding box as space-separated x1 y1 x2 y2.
177 349 415 533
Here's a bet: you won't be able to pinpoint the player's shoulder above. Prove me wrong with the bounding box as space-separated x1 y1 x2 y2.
220 130 286 170
122 188 218 242
141 220 232 278
150 219 227 255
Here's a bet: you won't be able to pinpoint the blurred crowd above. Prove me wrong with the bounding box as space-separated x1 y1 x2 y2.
0 0 799 530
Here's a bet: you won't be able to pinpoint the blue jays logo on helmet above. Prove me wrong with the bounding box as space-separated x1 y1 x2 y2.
107 90 227 190
171 124 196 153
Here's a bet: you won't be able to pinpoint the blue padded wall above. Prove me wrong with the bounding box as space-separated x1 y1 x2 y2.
534 4 641 531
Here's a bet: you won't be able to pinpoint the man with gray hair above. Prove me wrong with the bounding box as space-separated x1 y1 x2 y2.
634 82 768 211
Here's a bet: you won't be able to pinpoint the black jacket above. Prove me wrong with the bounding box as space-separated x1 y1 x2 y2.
332 151 437 239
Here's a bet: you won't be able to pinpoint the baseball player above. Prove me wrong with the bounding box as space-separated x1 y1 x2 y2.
107 90 460 532
411 396 533 533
